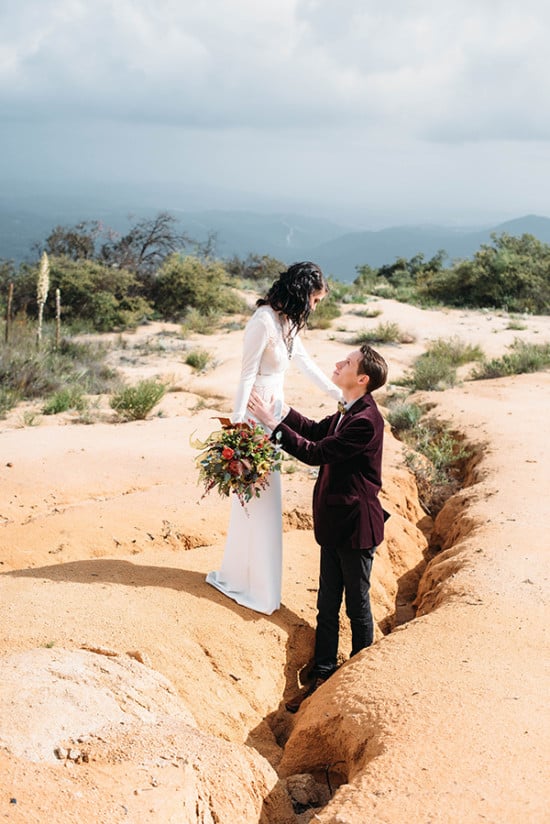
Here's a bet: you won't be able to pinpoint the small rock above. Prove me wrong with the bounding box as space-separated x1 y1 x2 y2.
80 644 119 657
127 649 151 666
286 773 330 807
55 747 68 760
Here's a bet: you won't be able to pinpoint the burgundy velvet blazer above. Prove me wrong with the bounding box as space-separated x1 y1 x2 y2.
272 393 387 550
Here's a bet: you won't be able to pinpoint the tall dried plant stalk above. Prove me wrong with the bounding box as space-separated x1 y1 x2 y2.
55 288 61 349
36 252 50 348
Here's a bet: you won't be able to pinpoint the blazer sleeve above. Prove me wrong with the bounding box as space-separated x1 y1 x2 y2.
274 413 374 466
275 406 334 442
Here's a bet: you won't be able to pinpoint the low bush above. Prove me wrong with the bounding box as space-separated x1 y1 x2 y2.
45 256 152 331
387 402 423 433
181 308 221 336
110 379 166 421
0 325 118 414
153 255 243 319
307 296 341 329
0 387 19 418
400 418 472 514
185 348 213 372
402 354 457 391
398 336 485 392
352 322 405 344
42 386 87 415
471 340 550 379
425 336 484 365
353 307 383 319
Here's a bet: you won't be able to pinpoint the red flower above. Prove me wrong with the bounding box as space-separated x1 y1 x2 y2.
228 459 244 476
222 446 235 460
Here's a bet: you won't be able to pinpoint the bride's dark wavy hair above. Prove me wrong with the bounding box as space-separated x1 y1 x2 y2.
256 261 328 334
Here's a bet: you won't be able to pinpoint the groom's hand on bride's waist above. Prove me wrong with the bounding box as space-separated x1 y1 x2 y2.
247 390 286 431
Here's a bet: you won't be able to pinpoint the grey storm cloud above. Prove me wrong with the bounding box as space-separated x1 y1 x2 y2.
1 0 549 140
1 0 550 226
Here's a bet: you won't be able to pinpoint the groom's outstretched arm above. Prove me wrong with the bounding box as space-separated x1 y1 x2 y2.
280 407 333 441
247 390 333 440
273 414 375 467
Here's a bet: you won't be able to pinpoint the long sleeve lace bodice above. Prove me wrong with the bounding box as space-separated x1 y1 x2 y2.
232 305 341 422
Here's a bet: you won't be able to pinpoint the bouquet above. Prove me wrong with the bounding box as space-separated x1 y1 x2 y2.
192 417 282 507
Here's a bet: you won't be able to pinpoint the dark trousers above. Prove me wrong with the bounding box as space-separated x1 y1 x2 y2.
313 543 376 678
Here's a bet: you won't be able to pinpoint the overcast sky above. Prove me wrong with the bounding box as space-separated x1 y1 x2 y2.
1 0 549 226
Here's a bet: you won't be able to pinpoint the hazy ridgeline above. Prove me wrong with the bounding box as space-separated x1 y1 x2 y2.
1 212 549 338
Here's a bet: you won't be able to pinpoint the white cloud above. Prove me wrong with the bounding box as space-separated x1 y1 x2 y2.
1 0 549 223
1 0 549 138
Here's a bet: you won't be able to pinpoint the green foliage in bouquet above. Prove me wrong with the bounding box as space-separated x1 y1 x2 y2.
192 418 282 507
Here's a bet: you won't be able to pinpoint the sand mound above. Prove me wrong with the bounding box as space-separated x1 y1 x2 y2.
1 303 549 822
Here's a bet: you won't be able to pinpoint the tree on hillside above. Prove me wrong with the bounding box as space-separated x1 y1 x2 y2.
354 251 447 294
99 212 195 282
36 212 214 286
224 253 286 282
377 250 447 287
153 254 245 319
45 256 152 331
419 233 550 313
40 220 105 261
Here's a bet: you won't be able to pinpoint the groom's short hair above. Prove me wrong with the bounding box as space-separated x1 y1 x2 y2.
357 345 388 393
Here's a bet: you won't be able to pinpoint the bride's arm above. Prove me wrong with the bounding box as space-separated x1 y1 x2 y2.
231 312 269 423
292 335 342 400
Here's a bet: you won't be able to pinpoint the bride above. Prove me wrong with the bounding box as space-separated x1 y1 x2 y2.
205 262 341 614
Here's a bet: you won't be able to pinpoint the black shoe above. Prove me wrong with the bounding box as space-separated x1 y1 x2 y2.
285 676 328 714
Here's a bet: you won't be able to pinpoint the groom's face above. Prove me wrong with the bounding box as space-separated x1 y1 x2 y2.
332 350 368 393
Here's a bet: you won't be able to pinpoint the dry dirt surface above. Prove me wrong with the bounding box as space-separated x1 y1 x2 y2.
0 299 549 823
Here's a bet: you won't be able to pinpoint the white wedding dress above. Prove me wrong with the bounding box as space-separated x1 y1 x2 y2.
205 305 341 614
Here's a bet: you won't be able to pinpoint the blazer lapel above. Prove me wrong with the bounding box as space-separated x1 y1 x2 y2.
328 411 341 435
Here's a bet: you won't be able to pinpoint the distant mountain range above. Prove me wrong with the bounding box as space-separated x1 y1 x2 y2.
180 212 550 282
2 185 550 283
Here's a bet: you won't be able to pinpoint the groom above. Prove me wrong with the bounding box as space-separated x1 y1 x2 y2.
248 343 389 713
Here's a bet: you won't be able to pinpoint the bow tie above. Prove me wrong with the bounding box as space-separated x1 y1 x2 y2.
337 400 347 415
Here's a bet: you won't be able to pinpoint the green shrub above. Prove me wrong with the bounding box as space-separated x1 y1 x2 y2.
506 319 528 331
398 336 485 392
185 348 213 372
0 387 19 418
353 307 383 319
42 386 87 415
407 423 470 472
402 354 457 391
307 295 341 330
425 336 484 365
0 325 117 406
418 233 550 313
352 322 410 344
153 255 239 319
110 380 166 420
43 256 152 331
181 307 221 335
20 410 42 427
401 419 472 514
387 402 422 433
471 340 550 379
224 253 286 282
